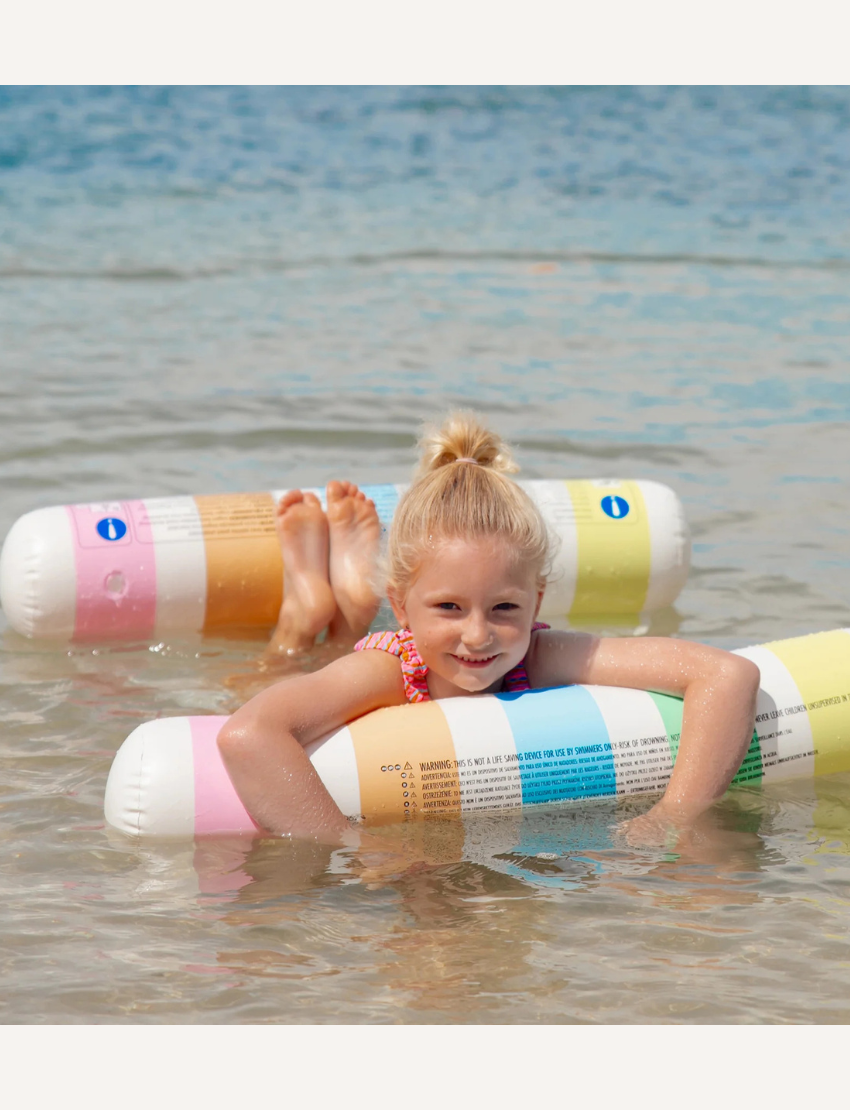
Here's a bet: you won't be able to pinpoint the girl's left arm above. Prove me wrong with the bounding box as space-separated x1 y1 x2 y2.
527 632 761 825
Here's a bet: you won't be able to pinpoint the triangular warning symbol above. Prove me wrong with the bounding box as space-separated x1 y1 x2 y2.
403 762 412 770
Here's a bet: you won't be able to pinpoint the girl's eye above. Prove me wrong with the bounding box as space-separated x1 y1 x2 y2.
494 602 519 611
437 602 460 611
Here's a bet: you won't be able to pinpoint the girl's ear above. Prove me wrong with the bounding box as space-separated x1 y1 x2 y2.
533 589 544 621
387 589 408 628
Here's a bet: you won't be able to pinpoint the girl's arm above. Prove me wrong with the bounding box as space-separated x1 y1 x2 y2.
527 631 761 824
217 650 406 841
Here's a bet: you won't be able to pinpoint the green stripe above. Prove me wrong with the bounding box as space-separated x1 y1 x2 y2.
649 691 762 786
732 731 763 785
649 691 683 762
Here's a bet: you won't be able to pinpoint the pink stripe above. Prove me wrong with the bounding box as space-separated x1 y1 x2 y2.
68 501 157 641
190 716 260 837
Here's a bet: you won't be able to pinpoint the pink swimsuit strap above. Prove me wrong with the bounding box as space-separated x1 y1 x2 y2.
354 623 550 704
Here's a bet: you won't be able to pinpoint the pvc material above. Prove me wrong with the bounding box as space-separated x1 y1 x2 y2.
103 628 850 839
1 479 690 640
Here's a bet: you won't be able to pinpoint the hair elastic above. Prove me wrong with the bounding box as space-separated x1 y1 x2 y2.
456 457 479 465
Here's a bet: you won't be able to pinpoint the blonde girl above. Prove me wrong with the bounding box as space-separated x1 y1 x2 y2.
219 413 760 843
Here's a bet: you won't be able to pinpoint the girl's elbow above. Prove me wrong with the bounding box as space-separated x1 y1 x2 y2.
217 717 259 768
724 654 761 698
217 708 296 769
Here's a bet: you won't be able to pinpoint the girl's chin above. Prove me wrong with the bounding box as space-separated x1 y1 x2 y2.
448 665 510 693
428 656 518 695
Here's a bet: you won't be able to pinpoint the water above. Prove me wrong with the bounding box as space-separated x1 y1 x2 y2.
2 85 850 1024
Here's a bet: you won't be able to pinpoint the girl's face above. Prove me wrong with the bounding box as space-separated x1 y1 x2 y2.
389 536 543 698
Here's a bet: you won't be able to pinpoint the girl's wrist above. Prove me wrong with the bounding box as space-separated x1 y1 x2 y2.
651 793 712 827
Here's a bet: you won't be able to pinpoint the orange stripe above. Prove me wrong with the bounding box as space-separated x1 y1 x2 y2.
348 701 461 825
196 493 283 631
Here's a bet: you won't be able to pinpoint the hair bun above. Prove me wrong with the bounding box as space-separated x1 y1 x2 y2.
415 411 519 478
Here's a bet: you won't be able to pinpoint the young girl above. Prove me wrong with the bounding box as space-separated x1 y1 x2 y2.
219 413 760 844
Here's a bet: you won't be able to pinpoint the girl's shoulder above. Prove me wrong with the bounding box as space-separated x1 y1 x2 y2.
231 643 408 750
355 629 430 703
355 628 418 658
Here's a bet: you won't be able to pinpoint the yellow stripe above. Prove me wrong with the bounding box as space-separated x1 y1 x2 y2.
196 493 283 631
349 701 461 825
764 630 850 777
566 480 651 617
811 776 850 856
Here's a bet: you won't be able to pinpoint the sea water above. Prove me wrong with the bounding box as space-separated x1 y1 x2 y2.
2 85 850 1023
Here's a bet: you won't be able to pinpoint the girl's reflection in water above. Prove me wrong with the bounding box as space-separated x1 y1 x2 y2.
189 795 781 1014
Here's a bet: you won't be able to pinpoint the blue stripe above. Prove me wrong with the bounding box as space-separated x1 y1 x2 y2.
359 484 400 527
496 686 616 805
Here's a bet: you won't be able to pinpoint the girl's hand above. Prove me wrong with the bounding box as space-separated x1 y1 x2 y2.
616 798 704 849
617 805 682 850
616 802 763 882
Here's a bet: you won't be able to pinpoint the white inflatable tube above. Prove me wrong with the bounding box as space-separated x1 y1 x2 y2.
104 628 850 838
1 479 689 640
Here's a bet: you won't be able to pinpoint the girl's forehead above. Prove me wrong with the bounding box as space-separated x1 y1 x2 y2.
421 534 516 562
414 535 536 583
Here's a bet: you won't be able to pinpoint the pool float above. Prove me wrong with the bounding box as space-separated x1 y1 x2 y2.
104 627 850 838
0 479 689 641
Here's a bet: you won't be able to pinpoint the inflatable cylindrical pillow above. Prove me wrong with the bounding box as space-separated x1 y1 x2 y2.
1 480 689 641
104 628 850 838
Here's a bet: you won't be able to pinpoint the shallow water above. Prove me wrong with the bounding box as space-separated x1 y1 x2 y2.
2 86 850 1024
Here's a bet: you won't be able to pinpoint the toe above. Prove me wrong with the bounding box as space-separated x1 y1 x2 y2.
278 490 304 513
302 491 322 509
326 480 345 502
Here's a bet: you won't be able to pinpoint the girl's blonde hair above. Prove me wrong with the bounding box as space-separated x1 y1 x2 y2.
386 412 553 599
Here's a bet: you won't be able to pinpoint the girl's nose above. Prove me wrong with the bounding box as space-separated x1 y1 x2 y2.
461 613 492 650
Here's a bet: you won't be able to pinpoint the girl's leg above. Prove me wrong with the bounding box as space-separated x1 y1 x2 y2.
227 482 380 702
325 480 382 647
267 491 336 656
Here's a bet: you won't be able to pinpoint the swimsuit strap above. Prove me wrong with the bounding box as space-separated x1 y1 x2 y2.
500 621 550 693
354 629 431 702
354 622 550 703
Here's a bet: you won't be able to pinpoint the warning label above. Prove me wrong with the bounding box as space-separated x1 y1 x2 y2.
195 494 277 541
131 494 277 544
451 757 521 812
132 501 203 543
611 736 672 795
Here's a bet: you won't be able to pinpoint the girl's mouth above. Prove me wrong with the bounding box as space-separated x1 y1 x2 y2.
452 653 499 668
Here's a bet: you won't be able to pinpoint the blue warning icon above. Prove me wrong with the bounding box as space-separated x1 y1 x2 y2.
600 495 630 520
96 517 127 542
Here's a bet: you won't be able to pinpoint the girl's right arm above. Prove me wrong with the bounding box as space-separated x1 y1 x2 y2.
527 631 760 832
217 650 407 841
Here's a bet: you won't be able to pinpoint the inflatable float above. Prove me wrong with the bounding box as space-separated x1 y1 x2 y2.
1 479 689 640
104 627 850 838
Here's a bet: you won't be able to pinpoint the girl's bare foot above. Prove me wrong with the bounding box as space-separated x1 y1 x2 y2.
326 480 382 644
268 491 336 655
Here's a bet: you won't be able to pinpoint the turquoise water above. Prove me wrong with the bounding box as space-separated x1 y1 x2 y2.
2 86 850 1023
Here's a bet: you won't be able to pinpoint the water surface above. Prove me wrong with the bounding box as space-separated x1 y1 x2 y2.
2 86 850 1023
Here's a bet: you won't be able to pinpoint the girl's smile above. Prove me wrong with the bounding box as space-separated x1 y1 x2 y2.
389 535 543 699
